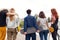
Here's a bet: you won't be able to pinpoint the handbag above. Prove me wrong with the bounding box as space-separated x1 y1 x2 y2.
17 26 21 32
20 27 36 34
49 27 54 33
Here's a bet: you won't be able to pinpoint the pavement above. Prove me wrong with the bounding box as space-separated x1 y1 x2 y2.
6 32 52 40
5 32 60 40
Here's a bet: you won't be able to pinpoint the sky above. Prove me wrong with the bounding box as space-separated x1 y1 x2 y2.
0 0 60 20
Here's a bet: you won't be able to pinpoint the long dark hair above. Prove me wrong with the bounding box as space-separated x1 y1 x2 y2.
0 9 8 13
39 11 46 18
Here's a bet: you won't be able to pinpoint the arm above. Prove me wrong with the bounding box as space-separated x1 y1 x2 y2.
46 21 49 28
54 18 58 24
37 17 40 26
51 15 58 25
24 18 27 32
16 14 20 26
16 17 20 26
33 17 39 30
37 21 40 26
6 13 16 16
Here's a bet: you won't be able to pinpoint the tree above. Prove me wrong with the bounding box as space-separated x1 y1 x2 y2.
48 17 51 22
20 19 24 28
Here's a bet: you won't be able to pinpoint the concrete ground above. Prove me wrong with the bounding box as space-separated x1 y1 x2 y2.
16 32 53 40
5 32 60 40
6 32 53 40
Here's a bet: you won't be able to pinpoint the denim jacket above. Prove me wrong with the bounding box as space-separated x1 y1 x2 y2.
24 15 38 32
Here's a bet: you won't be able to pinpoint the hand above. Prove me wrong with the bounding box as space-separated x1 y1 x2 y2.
24 32 27 35
37 30 40 33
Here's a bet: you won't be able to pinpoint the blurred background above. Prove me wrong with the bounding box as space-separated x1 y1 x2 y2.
0 0 60 19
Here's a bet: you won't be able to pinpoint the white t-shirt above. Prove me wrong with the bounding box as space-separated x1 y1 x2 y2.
6 17 20 28
37 17 48 30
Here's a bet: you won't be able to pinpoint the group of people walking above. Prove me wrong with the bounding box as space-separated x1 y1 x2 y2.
24 8 59 40
0 8 59 40
0 8 20 40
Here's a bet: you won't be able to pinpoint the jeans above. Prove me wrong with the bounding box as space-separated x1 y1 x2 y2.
39 30 49 40
25 33 36 40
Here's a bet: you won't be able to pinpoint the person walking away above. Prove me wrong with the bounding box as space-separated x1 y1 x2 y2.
0 9 15 40
37 11 49 40
6 8 20 40
24 9 39 40
51 8 59 40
